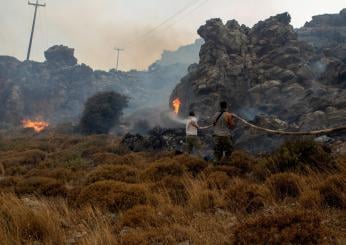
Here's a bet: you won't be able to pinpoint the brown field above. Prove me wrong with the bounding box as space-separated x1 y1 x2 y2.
0 133 345 244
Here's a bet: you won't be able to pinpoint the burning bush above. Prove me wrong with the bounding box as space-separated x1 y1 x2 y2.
76 181 152 212
85 165 138 184
266 173 302 201
79 91 128 135
224 179 268 213
232 209 329 244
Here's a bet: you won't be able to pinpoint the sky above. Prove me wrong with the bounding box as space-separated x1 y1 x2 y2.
0 0 345 71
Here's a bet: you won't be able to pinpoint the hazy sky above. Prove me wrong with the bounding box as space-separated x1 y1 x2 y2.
0 0 344 71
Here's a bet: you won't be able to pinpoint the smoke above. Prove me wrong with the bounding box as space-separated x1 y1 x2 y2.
1 0 345 70
310 61 328 78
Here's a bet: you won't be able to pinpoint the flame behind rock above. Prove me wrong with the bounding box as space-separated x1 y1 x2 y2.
22 119 49 133
172 98 181 114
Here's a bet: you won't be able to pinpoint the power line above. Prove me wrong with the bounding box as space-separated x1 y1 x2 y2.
163 0 210 31
114 48 124 71
130 0 205 45
26 0 46 61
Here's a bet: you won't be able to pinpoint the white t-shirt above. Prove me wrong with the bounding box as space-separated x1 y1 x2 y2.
186 116 198 136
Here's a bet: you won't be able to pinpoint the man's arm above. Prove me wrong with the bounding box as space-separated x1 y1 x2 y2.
191 120 200 129
226 113 235 129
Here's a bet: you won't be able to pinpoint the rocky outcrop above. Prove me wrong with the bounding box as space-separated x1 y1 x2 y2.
170 11 346 152
44 45 78 66
0 40 202 128
297 9 346 50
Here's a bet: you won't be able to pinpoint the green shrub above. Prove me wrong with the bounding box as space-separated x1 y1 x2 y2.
79 92 128 135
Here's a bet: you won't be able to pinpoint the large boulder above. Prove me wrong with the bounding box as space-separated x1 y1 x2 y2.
44 45 78 66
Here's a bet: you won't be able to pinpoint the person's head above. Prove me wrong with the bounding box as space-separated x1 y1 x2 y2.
220 101 228 111
189 111 195 117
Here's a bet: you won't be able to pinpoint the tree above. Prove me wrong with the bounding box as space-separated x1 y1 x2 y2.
79 92 128 134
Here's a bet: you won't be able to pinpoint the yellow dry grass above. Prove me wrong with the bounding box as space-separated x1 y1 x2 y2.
0 134 345 244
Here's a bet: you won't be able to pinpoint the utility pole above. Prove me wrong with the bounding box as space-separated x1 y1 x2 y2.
114 48 124 71
26 0 46 61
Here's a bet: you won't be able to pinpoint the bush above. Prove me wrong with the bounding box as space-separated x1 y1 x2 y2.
174 154 208 177
1 149 46 166
230 150 257 174
121 225 190 245
141 160 185 182
206 171 231 190
77 181 151 212
121 205 163 228
262 141 337 174
189 190 217 212
299 191 321 209
266 173 301 201
203 165 241 178
232 209 329 244
0 176 21 192
79 91 128 135
25 168 73 181
15 177 67 197
160 177 189 206
91 153 136 166
224 179 267 213
319 175 346 209
0 194 64 243
85 165 138 184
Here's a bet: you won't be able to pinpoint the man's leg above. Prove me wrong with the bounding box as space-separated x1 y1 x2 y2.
213 136 223 162
186 136 193 154
223 136 234 161
193 136 202 157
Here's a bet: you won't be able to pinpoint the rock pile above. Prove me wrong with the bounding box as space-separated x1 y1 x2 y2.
170 10 346 152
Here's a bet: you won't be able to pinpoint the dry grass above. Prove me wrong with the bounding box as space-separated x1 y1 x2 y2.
0 134 345 243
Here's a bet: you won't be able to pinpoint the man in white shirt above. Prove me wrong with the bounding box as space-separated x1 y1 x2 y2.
186 111 201 155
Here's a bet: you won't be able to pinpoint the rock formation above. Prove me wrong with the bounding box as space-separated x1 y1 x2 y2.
0 41 201 128
170 10 346 152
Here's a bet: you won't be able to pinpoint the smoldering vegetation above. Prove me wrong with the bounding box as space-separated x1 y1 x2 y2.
0 133 345 244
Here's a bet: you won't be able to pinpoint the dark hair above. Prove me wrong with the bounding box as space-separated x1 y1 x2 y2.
220 101 228 110
189 111 195 116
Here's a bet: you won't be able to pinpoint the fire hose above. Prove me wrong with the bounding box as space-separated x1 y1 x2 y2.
201 114 346 136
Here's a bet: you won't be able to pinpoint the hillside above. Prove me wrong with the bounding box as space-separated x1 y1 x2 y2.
171 9 346 152
0 134 345 244
0 40 202 129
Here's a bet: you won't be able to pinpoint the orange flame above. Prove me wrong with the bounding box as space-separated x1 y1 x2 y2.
172 98 181 114
22 119 49 133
